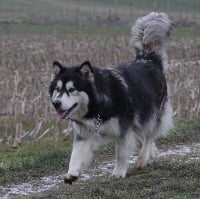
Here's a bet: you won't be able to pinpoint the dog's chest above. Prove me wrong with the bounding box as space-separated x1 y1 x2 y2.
72 117 121 139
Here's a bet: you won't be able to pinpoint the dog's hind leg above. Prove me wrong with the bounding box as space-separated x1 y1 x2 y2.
149 141 159 161
135 137 156 168
136 101 173 169
112 130 136 178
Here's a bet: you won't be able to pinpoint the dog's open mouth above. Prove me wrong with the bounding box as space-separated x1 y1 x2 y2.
57 103 78 120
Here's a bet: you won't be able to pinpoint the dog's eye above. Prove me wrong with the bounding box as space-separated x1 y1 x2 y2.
68 88 76 93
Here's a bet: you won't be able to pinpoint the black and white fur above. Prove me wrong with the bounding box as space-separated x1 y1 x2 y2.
49 12 173 184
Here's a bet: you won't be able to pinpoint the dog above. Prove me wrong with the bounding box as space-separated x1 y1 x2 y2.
49 12 173 184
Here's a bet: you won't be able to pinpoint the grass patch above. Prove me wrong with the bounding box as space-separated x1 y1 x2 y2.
31 158 200 199
0 23 199 38
0 118 199 198
158 118 200 146
0 23 130 36
1 0 199 22
0 140 72 185
86 0 200 13
31 118 199 198
172 27 200 39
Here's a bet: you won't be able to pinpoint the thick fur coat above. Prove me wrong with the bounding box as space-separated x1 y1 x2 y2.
49 12 173 184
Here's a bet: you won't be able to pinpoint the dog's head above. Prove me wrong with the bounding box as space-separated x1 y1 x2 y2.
49 61 94 120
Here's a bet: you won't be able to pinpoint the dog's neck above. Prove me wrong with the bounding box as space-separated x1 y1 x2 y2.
70 113 103 133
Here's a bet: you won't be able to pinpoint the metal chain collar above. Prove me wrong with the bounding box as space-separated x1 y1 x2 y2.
89 114 102 133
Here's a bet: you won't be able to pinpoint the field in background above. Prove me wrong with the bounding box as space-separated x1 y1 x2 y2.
0 0 200 34
0 0 199 148
0 1 199 198
1 0 200 23
0 34 199 147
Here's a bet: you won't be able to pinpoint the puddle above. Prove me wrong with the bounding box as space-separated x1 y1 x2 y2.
0 143 199 199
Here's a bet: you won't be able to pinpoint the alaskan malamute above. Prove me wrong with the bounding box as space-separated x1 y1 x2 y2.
49 12 173 184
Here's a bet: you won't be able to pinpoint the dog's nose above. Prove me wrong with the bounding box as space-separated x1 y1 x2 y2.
52 100 61 109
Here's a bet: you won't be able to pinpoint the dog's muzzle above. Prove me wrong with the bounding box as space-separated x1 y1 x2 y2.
52 99 62 110
52 100 78 120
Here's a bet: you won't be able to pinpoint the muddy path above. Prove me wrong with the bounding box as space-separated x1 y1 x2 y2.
0 143 199 199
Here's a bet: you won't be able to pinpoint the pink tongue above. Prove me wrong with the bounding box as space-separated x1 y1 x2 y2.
57 111 67 120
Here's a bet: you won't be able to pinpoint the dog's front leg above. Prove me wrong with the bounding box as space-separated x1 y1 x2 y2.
64 137 97 184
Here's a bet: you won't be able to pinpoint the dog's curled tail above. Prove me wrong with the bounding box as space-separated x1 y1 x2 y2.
130 12 173 71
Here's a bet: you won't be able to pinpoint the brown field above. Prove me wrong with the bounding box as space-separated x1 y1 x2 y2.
0 34 199 146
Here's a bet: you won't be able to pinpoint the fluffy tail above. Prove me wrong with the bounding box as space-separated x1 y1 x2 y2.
130 12 173 71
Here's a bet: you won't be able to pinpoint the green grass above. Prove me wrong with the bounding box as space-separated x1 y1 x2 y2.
1 0 199 19
33 159 199 199
0 0 200 28
0 23 200 38
158 118 200 146
29 119 199 199
0 140 71 185
172 27 200 38
0 23 130 36
0 118 199 198
0 0 200 38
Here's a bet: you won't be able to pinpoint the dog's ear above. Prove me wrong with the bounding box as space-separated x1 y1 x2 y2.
79 61 94 82
53 61 64 75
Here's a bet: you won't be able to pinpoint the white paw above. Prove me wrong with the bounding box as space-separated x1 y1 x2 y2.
111 169 126 178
